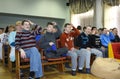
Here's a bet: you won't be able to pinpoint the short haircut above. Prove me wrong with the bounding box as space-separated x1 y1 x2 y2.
92 27 97 30
64 23 71 28
21 20 30 25
47 22 54 27
0 28 4 30
16 21 22 26
101 28 106 31
83 26 86 31
112 28 117 31
77 25 82 30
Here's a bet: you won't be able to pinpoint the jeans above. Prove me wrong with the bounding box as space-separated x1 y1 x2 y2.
24 47 43 78
67 48 91 71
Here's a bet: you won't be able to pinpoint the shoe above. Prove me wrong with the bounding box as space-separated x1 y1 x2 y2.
65 63 71 69
35 77 40 79
28 77 34 79
20 70 24 78
71 71 76 76
78 69 85 73
65 63 71 71
86 68 90 74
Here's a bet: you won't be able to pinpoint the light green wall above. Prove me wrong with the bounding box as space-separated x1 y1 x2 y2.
0 0 70 22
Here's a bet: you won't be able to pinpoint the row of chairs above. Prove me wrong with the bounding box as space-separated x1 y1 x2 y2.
2 39 71 79
2 39 98 79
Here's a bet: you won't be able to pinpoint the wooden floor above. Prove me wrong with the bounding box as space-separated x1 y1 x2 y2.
0 62 102 79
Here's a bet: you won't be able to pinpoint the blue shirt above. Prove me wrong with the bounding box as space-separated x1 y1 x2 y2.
8 31 16 46
100 32 114 47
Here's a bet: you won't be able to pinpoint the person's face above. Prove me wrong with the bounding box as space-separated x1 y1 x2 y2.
65 25 72 33
103 29 108 34
16 24 22 31
46 25 54 32
23 22 30 30
85 27 91 35
113 28 118 35
0 29 3 34
8 27 15 32
93 28 98 34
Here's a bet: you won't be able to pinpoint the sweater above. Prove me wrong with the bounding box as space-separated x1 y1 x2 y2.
90 34 102 48
100 32 114 47
60 27 80 50
77 32 92 48
8 31 16 46
15 27 42 50
39 25 61 50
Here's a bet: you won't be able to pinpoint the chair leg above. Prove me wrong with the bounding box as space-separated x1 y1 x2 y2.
42 65 44 74
57 63 64 72
16 67 20 79
8 58 13 72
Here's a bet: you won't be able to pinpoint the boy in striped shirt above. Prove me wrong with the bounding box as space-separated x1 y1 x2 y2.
15 20 43 79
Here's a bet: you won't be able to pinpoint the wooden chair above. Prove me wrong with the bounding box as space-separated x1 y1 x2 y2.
15 50 30 79
41 39 71 73
2 44 10 66
39 48 69 74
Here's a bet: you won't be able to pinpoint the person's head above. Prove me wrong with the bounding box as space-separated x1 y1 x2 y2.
77 25 82 31
91 26 98 34
84 26 92 35
112 28 118 35
15 21 22 31
21 20 31 30
0 28 4 34
64 23 72 33
98 28 102 35
46 22 54 32
8 25 15 32
101 28 108 34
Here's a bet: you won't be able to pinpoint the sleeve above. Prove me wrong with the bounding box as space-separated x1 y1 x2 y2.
32 25 42 36
54 25 62 39
60 34 66 48
77 34 82 47
100 35 107 47
15 32 22 50
109 32 115 40
39 35 50 49
8 32 16 46
71 26 80 37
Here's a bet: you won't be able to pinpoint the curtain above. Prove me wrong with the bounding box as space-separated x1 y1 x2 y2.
70 0 95 14
103 0 119 6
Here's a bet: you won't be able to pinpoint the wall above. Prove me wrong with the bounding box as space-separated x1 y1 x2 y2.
0 0 70 28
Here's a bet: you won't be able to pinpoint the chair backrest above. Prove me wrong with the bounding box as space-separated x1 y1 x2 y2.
111 42 120 59
56 39 61 48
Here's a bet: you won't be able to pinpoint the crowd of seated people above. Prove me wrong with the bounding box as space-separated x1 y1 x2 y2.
0 19 120 79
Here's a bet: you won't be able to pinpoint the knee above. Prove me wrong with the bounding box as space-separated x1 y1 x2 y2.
70 53 78 59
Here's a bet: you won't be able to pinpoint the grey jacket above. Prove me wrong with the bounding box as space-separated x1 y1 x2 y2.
39 25 61 50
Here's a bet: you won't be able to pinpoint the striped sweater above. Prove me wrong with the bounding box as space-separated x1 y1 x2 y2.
15 28 42 50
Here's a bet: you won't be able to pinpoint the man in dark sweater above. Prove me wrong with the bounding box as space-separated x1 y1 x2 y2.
90 27 106 57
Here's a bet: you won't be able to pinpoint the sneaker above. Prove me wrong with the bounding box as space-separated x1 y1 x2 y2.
35 77 40 79
28 77 34 79
71 71 76 76
20 70 24 78
86 68 90 74
65 63 71 69
65 63 71 71
78 69 85 73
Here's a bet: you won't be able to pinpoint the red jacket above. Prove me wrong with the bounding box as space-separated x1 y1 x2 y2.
60 27 80 50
